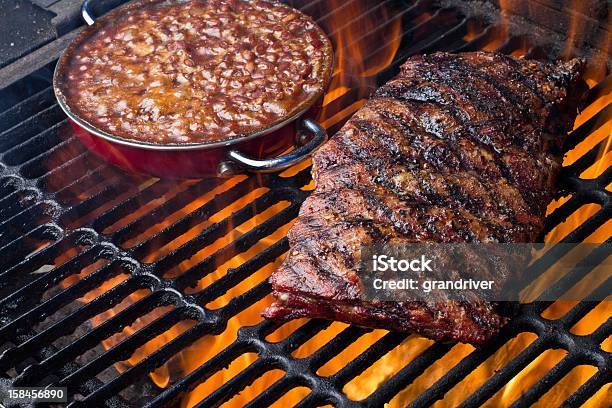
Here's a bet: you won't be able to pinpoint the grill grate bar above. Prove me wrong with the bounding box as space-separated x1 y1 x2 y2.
418 269 612 408
0 105 64 153
559 206 610 243
585 75 611 105
404 318 533 408
0 86 55 133
365 341 453 407
103 178 224 244
127 180 265 261
2 125 74 168
492 36 520 54
74 318 213 408
306 326 372 371
0 188 39 219
9 277 155 385
0 192 23 217
332 332 407 387
455 24 499 52
543 197 592 238
563 370 610 407
455 336 549 408
51 162 110 203
0 261 134 341
561 143 610 181
591 318 611 347
10 290 169 386
89 180 191 233
0 211 59 257
563 102 611 152
310 0 405 32
151 209 277 281
61 178 143 227
321 0 406 37
145 341 251 408
332 0 423 58
194 238 288 304
508 354 575 408
279 320 334 354
535 244 611 302
378 7 467 81
244 376 301 408
20 139 88 180
0 228 82 300
37 150 96 190
13 332 132 408
192 359 271 408
59 306 187 389
168 193 304 289
0 64 53 113
0 174 20 193
294 392 327 408
559 288 612 329
1 120 69 167
420 17 468 53
216 279 272 321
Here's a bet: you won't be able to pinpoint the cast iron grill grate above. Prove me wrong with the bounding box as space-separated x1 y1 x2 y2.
0 0 610 407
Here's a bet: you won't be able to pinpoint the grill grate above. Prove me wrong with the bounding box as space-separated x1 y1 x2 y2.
1 0 610 407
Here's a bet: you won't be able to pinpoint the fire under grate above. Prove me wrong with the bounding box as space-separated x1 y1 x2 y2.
0 0 610 407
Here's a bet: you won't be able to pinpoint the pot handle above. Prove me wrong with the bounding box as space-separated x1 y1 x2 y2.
219 118 327 176
81 0 96 25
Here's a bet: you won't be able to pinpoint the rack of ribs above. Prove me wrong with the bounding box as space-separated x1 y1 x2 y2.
263 52 587 345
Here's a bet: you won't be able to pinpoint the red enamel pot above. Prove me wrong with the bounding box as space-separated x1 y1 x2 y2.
53 0 332 179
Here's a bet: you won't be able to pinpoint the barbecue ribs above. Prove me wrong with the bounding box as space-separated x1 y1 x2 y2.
263 52 586 345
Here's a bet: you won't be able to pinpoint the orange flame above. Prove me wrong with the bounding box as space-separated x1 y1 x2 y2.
320 0 401 127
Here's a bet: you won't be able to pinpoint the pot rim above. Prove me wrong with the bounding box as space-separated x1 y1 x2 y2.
53 0 334 152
